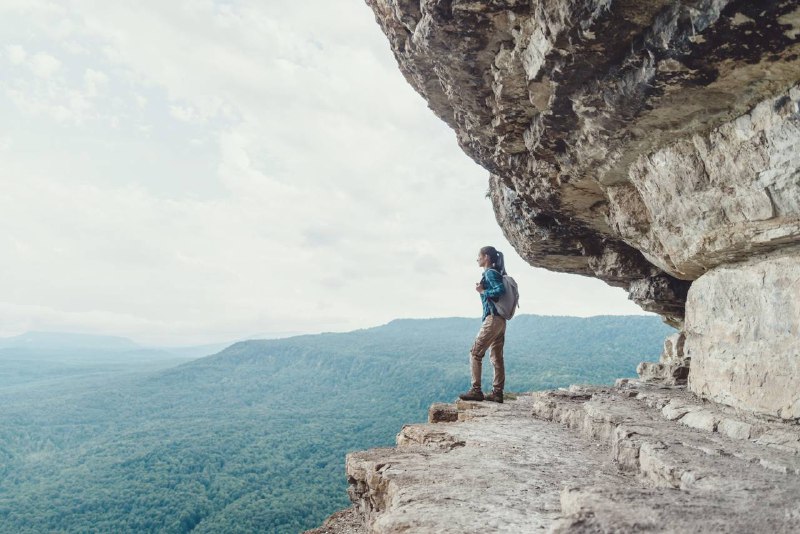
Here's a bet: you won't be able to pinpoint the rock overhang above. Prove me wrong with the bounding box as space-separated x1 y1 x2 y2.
366 0 800 326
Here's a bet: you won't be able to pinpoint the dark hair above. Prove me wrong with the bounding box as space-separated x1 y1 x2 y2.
480 246 507 275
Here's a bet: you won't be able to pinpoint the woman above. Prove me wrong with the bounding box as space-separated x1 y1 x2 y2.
459 246 507 403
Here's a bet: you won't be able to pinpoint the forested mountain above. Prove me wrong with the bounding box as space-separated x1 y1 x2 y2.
0 315 674 533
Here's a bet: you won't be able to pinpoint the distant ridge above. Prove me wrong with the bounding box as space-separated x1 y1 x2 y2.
0 331 142 352
0 331 230 363
191 314 674 392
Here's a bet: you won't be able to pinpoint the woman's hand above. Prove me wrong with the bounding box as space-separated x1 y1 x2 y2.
475 282 485 294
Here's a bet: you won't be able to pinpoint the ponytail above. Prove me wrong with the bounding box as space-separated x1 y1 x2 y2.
496 250 506 275
480 246 507 275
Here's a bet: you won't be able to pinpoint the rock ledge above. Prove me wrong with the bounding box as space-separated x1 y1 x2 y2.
312 381 800 533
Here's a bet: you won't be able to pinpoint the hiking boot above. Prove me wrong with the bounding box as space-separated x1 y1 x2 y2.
484 390 503 403
458 388 484 401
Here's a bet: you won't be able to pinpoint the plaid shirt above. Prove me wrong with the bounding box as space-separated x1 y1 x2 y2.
480 268 506 320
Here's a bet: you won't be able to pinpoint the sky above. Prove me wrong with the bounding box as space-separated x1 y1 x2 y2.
0 0 649 346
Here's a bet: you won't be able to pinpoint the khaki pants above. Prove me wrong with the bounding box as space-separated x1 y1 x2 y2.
470 315 506 392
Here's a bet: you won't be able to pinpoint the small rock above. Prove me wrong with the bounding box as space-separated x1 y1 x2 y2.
718 418 754 441
428 403 458 423
661 400 692 421
680 410 719 432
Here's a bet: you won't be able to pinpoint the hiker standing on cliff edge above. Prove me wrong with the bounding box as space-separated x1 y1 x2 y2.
459 246 507 403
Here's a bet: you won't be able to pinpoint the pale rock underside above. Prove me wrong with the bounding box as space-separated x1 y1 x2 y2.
366 0 800 326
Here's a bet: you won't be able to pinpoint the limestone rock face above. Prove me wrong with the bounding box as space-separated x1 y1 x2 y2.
366 0 800 324
686 246 800 419
609 89 800 281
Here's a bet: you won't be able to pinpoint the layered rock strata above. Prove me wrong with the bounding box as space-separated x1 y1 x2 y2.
366 0 800 417
317 385 800 533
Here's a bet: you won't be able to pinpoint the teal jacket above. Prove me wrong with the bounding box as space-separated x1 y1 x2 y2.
480 268 506 320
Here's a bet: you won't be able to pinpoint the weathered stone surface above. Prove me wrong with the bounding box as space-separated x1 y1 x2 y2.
610 88 800 281
661 331 686 366
366 0 800 323
428 402 458 423
717 417 756 441
318 383 800 532
345 396 631 533
552 483 800 534
686 247 800 420
396 424 465 450
303 506 366 534
534 383 800 532
637 330 690 384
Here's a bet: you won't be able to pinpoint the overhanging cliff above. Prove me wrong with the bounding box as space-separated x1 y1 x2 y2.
307 5 800 531
366 0 800 419
366 0 800 328
308 0 800 533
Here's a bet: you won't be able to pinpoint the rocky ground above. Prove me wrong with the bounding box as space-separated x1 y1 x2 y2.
313 381 800 533
305 506 366 534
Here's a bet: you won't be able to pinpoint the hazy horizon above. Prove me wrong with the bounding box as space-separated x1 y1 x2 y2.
0 311 663 348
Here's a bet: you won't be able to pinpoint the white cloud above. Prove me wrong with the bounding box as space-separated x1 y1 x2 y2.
169 103 204 123
28 51 61 78
5 82 90 123
84 68 108 96
6 44 25 64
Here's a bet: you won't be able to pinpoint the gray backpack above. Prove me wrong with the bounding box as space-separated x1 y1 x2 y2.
489 269 520 320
